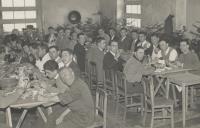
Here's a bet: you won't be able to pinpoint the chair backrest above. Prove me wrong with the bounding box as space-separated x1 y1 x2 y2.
89 61 98 80
96 88 107 128
115 71 127 97
142 76 155 108
103 69 115 91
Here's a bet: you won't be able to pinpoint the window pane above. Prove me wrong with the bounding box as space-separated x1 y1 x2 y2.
126 18 141 27
26 23 37 28
126 5 141 14
25 11 36 19
13 0 25 7
3 24 15 32
2 0 13 7
15 23 26 31
2 11 14 19
25 0 36 7
14 11 25 19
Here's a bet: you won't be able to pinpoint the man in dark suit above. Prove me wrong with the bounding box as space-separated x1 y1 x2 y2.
74 33 86 72
109 28 119 43
44 27 57 45
119 28 132 52
87 37 106 84
103 41 123 71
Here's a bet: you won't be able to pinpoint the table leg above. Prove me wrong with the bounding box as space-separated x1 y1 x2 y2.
37 107 47 123
16 109 28 128
166 78 170 99
6 107 12 128
186 87 188 112
182 86 186 128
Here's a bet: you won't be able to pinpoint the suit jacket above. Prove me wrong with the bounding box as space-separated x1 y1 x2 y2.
119 36 132 52
103 52 123 71
69 61 81 77
74 43 86 72
87 45 104 82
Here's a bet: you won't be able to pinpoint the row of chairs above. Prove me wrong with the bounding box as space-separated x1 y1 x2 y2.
84 61 174 128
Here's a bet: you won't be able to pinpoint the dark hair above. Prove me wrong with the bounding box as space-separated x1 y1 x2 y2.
57 27 64 32
43 60 59 71
61 48 74 55
10 34 18 42
48 45 59 51
29 43 39 50
77 33 85 38
135 46 144 52
180 39 190 45
48 26 54 30
38 43 48 52
139 31 146 35
120 28 127 31
96 37 105 44
151 33 159 38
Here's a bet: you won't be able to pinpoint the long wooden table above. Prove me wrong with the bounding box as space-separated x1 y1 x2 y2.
168 72 200 128
6 97 56 128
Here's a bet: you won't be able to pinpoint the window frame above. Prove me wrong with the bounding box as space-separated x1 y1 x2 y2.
0 0 41 33
124 0 142 28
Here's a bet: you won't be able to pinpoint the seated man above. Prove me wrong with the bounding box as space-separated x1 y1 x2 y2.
43 68 95 128
43 60 69 93
61 48 80 76
124 46 153 84
35 43 51 72
48 46 64 68
87 37 106 84
178 39 200 69
157 40 178 66
135 32 153 56
103 41 124 72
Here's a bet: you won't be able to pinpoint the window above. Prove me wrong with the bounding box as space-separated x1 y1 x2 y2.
0 0 39 32
125 0 141 28
2 0 36 7
126 5 141 14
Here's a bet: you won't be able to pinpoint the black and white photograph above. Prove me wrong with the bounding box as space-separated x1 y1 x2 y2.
0 0 200 128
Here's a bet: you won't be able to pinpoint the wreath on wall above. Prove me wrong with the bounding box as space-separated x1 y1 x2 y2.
68 10 81 24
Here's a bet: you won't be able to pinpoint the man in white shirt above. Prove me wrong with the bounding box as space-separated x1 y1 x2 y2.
48 46 64 68
35 43 51 72
157 40 178 63
151 34 161 61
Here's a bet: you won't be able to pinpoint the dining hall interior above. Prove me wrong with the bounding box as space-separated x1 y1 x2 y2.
1 0 200 128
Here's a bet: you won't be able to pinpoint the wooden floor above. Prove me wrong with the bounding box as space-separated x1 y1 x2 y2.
1 95 200 128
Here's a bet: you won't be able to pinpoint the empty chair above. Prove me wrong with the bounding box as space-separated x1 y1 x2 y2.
115 71 144 118
143 76 174 128
89 61 98 89
87 88 108 128
103 69 116 97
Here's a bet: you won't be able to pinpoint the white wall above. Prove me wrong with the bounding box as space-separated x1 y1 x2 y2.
41 0 100 31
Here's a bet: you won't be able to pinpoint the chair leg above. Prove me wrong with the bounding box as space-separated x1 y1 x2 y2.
141 94 144 116
171 106 174 128
150 109 154 128
142 103 147 127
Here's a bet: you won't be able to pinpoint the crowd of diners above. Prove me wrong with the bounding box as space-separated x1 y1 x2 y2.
1 24 200 128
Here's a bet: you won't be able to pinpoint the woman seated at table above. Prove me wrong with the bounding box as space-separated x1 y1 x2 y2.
177 39 200 69
123 46 154 93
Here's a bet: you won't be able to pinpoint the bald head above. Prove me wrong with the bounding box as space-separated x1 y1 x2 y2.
59 67 75 86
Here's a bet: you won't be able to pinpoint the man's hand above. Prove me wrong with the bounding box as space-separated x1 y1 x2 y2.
56 116 64 125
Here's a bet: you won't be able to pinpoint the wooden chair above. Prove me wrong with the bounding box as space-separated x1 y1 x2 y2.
81 58 90 84
115 71 144 117
87 88 108 128
142 76 174 128
103 69 116 97
89 61 99 90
